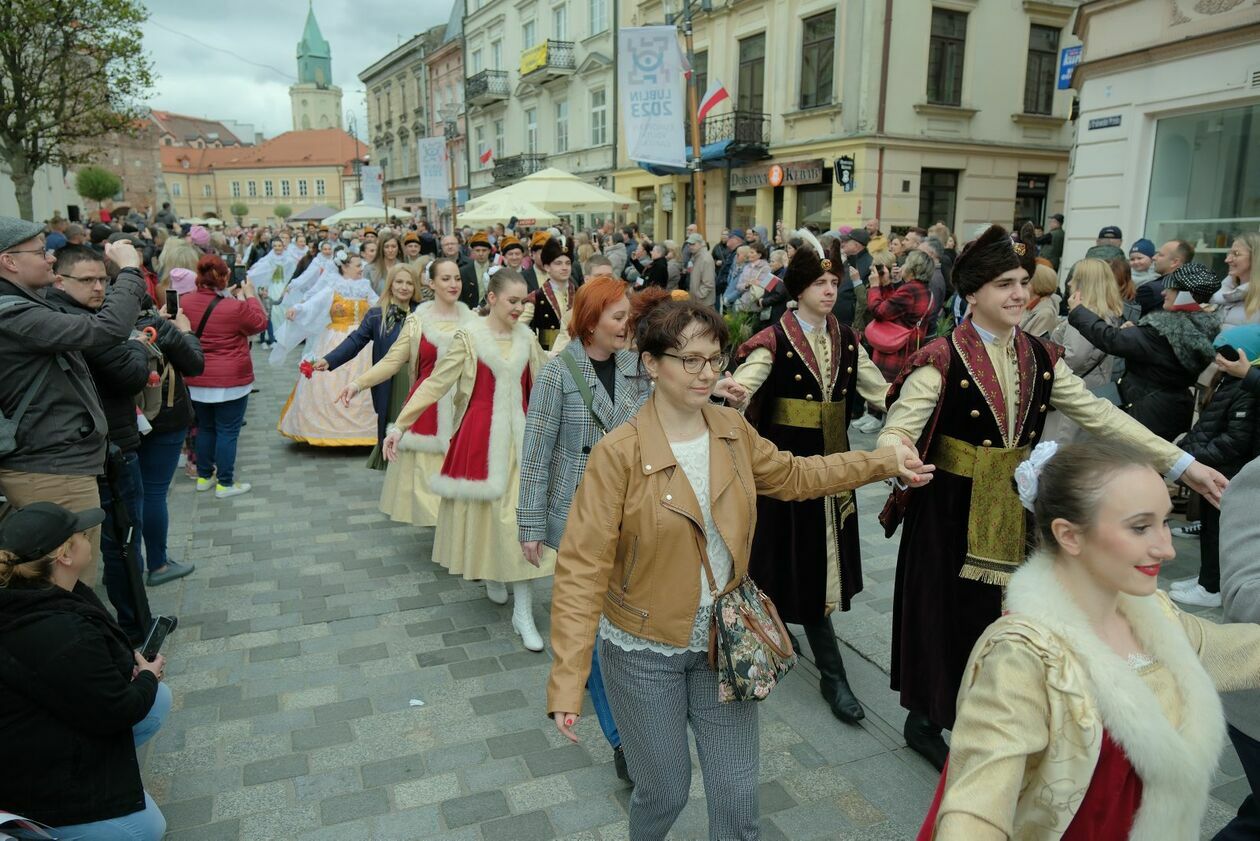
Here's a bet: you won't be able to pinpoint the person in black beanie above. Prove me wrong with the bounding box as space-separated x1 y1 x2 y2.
0 502 169 840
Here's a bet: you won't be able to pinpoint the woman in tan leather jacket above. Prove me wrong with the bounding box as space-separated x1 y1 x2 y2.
546 295 932 841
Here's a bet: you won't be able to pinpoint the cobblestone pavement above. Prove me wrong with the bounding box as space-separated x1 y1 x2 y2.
139 347 1244 840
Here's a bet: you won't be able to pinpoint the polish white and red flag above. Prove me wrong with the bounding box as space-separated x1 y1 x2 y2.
479 146 494 165
697 80 730 122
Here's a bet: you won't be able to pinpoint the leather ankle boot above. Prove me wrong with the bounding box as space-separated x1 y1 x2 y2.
802 621 865 724
903 711 949 771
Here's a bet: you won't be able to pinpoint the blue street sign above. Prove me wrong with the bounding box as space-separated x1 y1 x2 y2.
1058 45 1082 90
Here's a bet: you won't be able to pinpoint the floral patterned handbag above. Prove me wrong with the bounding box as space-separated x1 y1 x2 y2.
699 555 797 702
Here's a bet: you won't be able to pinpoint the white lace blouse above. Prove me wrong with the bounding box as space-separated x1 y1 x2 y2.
599 431 734 655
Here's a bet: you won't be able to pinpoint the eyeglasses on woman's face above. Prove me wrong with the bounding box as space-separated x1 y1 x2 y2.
661 351 729 374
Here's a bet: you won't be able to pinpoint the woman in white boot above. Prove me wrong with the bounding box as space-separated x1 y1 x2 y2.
383 269 550 650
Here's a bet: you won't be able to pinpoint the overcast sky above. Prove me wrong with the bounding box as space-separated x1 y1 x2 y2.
140 0 454 140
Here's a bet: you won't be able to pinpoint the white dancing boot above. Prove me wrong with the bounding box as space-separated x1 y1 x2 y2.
485 580 508 605
512 582 544 652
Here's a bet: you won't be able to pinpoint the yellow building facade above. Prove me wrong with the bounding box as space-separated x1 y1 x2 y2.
615 0 1081 244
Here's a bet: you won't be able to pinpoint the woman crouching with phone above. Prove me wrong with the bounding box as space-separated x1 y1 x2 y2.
0 503 170 840
546 294 933 840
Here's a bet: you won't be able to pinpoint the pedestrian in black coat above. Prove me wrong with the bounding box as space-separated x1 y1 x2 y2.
0 502 169 837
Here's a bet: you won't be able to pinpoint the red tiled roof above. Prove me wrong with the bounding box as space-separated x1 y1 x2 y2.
150 110 243 146
161 129 368 175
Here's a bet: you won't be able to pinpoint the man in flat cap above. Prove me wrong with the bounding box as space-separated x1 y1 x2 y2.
0 217 149 560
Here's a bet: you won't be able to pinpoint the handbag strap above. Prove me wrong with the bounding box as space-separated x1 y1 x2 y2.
194 294 225 339
558 351 606 434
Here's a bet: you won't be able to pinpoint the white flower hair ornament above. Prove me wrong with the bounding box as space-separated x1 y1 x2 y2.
333 248 350 266
1013 441 1060 512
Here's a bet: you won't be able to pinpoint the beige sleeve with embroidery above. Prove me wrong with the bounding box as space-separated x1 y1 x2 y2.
878 364 943 450
731 347 773 395
1049 359 1183 470
392 329 474 430
1172 594 1260 693
354 315 417 390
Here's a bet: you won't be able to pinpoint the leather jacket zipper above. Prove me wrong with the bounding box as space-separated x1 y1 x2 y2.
621 536 639 593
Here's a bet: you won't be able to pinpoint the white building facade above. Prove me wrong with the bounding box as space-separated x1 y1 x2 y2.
463 0 617 206
1062 0 1260 271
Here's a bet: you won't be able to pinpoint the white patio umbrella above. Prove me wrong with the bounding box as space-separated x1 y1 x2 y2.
322 203 409 224
458 195 560 227
468 168 639 212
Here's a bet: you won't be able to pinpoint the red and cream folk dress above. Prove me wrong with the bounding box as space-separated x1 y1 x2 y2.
353 301 472 526
390 318 551 582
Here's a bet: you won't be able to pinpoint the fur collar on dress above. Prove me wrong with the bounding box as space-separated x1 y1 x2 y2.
416 301 472 348
1138 309 1220 374
1006 551 1226 840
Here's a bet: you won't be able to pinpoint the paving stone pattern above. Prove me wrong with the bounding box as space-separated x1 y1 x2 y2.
138 349 1242 839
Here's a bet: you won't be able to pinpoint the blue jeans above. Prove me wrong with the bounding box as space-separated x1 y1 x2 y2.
135 427 187 572
51 683 171 841
193 395 249 486
98 450 144 638
1215 725 1260 840
588 646 621 748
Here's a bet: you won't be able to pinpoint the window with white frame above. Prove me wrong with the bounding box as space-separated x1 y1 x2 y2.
475 127 486 167
172 183 182 197
264 180 274 198
555 100 568 152
589 0 607 35
231 181 240 197
552 4 567 40
591 89 607 146
298 179 308 197
525 107 538 153
491 40 502 70
281 180 291 197
494 119 504 157
471 49 483 73
247 180 256 197
202 184 212 197
523 19 536 47
315 178 326 196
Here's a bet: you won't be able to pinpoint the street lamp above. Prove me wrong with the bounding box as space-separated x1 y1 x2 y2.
439 104 460 232
347 113 365 203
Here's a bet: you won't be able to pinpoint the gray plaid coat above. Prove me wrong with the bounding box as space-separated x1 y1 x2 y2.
517 341 649 548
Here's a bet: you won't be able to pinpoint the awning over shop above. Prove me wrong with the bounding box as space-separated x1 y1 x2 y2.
636 141 734 177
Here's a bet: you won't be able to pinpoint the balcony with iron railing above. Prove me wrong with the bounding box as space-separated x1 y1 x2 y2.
493 153 547 184
519 40 576 84
466 69 510 107
683 110 772 162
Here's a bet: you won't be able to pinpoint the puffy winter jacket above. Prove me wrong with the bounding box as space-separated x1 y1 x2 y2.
1069 305 1219 441
180 288 267 389
1180 375 1260 477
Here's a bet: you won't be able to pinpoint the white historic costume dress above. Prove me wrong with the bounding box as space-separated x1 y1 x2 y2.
391 318 550 582
353 302 472 525
246 250 297 327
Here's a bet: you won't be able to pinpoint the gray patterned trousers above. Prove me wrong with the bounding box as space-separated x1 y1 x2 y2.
598 637 761 841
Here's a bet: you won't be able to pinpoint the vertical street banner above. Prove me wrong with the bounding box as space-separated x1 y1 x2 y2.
618 26 687 168
359 165 383 206
418 137 449 200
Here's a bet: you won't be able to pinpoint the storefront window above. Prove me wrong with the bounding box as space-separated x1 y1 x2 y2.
796 184 832 230
731 190 757 234
1145 102 1260 273
637 188 656 239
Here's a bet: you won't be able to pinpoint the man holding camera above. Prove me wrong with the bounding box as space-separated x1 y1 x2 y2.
0 218 149 562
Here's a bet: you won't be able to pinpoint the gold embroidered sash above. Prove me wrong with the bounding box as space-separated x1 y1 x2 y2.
931 434 1029 585
538 327 560 350
770 398 854 520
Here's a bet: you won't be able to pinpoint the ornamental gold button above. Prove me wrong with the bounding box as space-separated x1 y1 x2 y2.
982 439 992 447
848 344 855 351
794 374 802 381
1030 431 1037 438
960 379 970 388
970 409 980 418
786 351 794 359
1043 371 1051 380
841 388 847 395
846 366 853 374
1039 404 1047 411
806 394 814 400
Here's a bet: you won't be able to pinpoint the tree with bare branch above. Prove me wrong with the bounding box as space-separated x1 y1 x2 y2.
0 0 154 220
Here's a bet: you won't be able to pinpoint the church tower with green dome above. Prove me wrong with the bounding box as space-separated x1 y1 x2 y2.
289 2 342 131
